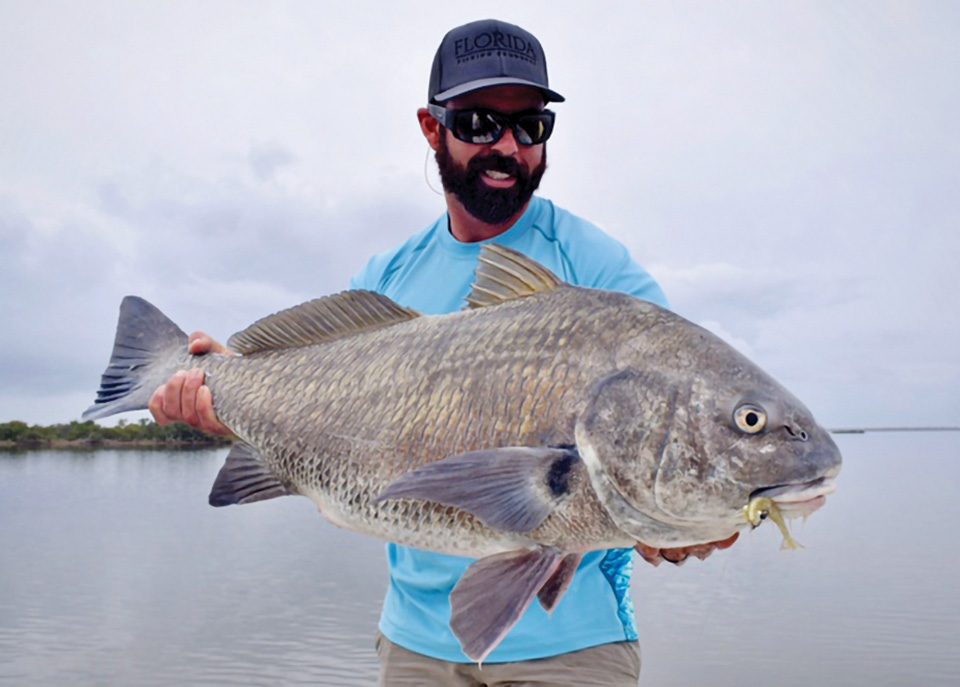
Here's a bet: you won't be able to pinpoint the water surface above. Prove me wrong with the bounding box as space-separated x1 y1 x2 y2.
1 433 957 685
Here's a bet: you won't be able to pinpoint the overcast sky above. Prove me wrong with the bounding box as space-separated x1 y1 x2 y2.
1 1 957 429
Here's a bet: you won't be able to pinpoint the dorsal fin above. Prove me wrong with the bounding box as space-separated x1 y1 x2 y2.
466 244 564 309
227 290 420 354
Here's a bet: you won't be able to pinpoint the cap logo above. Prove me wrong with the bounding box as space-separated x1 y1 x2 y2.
453 29 538 65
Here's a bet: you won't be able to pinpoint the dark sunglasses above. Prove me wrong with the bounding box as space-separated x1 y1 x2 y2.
427 104 555 146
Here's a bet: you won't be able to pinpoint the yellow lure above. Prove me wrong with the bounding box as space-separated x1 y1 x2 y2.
744 497 802 550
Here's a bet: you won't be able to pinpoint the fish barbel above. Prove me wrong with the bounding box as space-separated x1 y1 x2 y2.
84 245 841 661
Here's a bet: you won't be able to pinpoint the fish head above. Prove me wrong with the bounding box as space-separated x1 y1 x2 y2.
655 376 842 529
575 330 842 548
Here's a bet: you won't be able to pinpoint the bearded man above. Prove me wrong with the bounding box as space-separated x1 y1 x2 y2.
150 19 736 686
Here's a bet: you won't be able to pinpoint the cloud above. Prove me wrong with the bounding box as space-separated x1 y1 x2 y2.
0 155 439 423
248 143 298 183
651 262 809 326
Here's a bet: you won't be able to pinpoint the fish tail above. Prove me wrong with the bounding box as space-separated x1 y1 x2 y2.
81 296 189 420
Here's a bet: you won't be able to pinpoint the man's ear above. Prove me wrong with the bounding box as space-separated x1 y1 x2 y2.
417 108 442 152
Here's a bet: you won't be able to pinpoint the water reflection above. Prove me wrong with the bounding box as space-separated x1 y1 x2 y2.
0 450 383 685
1 435 958 686
632 433 960 687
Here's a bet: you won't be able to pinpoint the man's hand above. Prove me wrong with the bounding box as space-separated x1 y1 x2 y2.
635 532 740 567
148 332 234 437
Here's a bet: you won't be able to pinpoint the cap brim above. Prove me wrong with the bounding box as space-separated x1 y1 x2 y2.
433 76 565 103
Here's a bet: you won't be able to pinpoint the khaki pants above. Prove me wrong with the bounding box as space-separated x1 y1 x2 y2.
376 632 641 687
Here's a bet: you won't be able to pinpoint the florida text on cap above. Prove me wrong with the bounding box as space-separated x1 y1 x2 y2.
428 19 565 104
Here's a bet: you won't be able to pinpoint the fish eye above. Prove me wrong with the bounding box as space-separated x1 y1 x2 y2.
733 404 767 434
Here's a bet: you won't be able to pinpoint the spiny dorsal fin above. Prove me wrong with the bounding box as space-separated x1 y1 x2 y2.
466 244 564 309
227 290 420 355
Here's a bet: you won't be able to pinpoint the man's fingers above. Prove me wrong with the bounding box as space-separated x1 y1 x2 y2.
197 385 231 437
713 532 740 550
148 368 227 435
637 531 741 568
634 543 663 567
685 544 717 561
187 331 232 356
665 532 741 564
180 369 205 426
187 332 214 356
661 549 689 566
149 385 172 426
688 532 740 560
162 370 187 422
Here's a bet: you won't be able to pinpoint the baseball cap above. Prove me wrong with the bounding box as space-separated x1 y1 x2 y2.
428 19 565 104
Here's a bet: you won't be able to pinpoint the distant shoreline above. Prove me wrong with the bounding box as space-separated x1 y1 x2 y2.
1 420 231 450
829 426 960 434
0 438 230 451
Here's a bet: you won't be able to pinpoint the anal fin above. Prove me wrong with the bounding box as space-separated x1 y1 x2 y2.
450 548 564 664
537 552 582 614
208 442 293 506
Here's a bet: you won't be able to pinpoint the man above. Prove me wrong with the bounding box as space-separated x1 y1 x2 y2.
151 19 735 686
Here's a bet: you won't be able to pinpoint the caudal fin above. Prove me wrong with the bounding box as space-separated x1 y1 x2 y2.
82 296 188 420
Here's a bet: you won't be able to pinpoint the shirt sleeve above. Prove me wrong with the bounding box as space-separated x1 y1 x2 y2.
593 245 669 309
563 230 669 309
349 262 374 291
349 251 393 292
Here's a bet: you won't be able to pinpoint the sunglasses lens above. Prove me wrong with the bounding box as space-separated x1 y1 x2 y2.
453 111 503 145
515 114 553 145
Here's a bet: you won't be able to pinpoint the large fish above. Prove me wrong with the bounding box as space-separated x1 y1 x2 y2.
84 245 841 662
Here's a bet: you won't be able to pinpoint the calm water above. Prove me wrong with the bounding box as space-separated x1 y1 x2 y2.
1 433 958 686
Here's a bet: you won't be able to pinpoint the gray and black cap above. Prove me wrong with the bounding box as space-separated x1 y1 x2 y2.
428 19 565 104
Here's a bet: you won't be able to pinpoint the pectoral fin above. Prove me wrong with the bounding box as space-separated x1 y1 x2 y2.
377 447 581 534
451 548 564 663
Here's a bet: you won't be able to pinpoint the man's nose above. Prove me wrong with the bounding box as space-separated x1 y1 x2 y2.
490 126 520 155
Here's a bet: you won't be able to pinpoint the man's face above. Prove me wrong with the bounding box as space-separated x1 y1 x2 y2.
434 86 548 225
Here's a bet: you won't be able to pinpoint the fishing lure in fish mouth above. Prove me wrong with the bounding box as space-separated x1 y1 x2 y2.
744 497 802 550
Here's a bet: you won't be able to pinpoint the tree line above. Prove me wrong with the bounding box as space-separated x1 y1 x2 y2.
0 419 230 446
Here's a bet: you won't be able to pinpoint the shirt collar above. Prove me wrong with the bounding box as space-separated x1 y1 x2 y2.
436 196 542 256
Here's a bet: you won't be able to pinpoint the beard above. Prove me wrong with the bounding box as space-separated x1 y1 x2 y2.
435 133 547 225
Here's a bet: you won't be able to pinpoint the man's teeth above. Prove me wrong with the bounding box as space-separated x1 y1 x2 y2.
484 170 512 180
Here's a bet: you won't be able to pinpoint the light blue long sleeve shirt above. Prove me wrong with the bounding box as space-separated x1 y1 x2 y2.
350 196 668 663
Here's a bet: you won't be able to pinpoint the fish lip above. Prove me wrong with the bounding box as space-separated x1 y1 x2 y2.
747 476 839 521
749 476 838 505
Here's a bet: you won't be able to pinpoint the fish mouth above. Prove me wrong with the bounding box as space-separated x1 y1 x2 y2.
748 476 838 518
